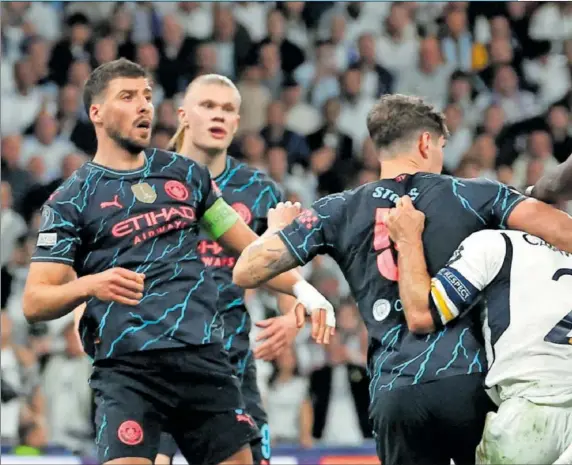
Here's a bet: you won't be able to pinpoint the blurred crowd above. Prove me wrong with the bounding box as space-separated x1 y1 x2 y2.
1 0 571 457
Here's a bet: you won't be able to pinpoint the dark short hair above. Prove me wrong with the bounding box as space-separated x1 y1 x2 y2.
83 58 149 115
366 94 449 151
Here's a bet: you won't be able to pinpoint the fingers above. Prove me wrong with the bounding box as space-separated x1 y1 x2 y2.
294 302 306 328
255 321 280 342
111 295 141 306
400 195 413 208
255 319 272 329
254 338 286 361
114 267 145 283
316 308 327 344
310 310 320 340
109 283 143 302
114 275 145 293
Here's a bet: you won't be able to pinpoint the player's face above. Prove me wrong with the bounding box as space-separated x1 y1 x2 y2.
92 77 154 155
181 83 240 154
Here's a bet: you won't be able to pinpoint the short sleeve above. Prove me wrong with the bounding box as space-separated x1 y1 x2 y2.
429 230 507 328
449 178 527 229
31 201 82 266
278 193 346 266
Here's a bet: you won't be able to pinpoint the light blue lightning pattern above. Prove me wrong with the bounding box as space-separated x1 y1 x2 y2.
368 324 402 398
225 312 249 350
236 349 252 379
489 180 524 228
468 349 482 373
450 178 487 224
435 327 469 375
377 329 447 392
106 269 207 355
217 161 246 190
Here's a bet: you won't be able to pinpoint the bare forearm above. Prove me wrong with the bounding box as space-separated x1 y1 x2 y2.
396 239 435 333
531 155 572 202
275 292 298 314
23 277 92 323
234 233 299 289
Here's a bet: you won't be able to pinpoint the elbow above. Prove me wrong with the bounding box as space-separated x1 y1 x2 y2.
405 310 436 335
232 263 257 289
22 292 42 324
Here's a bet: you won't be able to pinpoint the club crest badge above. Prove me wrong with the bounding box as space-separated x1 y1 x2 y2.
131 182 157 204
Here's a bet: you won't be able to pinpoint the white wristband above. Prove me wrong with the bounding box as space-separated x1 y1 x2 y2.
524 185 534 197
292 280 316 302
293 280 336 328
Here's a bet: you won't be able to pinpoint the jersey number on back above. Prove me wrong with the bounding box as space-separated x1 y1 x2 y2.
373 208 398 281
544 268 572 346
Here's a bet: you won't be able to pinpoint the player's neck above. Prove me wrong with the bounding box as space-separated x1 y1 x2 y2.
92 139 146 171
182 140 228 179
379 158 424 180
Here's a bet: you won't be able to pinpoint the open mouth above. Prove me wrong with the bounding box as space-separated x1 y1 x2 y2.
135 120 151 129
209 127 227 138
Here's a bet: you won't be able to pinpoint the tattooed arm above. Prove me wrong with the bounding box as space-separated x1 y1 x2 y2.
217 219 302 295
233 232 299 289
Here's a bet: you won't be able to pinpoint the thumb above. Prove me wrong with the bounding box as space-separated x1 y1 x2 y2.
255 319 273 328
400 195 413 209
295 302 306 328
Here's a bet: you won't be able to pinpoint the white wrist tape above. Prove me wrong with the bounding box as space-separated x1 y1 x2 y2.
293 281 336 328
524 185 534 197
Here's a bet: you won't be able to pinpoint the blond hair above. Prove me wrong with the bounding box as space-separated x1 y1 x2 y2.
169 74 241 153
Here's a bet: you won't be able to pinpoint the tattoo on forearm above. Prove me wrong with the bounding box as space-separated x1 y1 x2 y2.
244 235 297 283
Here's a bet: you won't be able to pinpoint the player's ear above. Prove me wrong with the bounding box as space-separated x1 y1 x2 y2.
232 114 240 137
177 108 189 127
90 104 103 125
418 132 431 160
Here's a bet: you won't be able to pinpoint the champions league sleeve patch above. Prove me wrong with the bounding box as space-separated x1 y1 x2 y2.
37 233 57 248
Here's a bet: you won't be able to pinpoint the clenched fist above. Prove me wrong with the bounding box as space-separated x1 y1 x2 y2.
85 268 145 306
385 196 426 247
268 201 302 230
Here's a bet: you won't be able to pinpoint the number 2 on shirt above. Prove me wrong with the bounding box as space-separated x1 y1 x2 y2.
373 208 398 281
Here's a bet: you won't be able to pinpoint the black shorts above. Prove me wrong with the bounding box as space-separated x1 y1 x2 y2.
370 373 497 465
90 344 260 464
233 352 270 465
157 351 270 464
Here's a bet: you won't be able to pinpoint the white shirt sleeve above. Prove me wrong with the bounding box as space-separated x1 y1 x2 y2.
430 230 507 326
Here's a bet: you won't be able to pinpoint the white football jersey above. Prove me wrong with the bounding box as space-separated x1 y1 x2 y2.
429 229 572 407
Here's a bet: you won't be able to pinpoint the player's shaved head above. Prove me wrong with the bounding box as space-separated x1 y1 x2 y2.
367 94 449 158
184 74 241 106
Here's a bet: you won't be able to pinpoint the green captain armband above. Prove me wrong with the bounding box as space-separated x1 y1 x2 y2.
201 198 240 239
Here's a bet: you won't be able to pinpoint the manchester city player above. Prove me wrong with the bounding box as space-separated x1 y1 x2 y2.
233 95 572 465
155 75 300 465
384 197 572 464
22 59 335 465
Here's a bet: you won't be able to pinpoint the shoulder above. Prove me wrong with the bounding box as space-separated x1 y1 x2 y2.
462 230 507 252
455 230 508 271
149 148 211 181
47 165 92 204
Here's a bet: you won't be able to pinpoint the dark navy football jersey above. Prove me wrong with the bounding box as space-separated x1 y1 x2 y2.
278 173 527 396
32 148 227 361
196 156 284 365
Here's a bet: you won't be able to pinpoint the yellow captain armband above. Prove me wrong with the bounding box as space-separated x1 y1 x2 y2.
430 279 457 324
201 198 240 240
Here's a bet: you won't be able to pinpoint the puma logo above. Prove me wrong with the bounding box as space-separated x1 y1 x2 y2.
100 195 123 210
